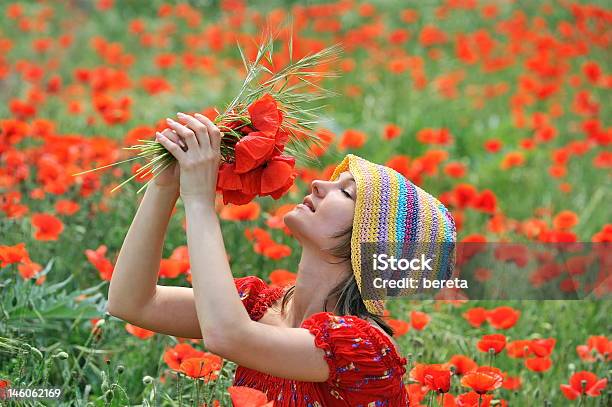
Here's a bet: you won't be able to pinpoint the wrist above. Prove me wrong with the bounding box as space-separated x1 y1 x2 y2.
182 194 216 212
148 183 180 200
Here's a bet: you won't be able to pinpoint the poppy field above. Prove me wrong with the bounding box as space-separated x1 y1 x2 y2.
0 0 611 406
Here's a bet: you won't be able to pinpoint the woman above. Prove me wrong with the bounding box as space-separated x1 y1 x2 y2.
107 112 456 406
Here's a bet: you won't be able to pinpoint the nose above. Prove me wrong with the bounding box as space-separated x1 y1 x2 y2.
310 179 328 197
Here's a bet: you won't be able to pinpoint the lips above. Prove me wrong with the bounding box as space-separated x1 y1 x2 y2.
302 196 315 212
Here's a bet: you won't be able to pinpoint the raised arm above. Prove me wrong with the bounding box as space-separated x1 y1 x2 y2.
157 112 330 382
106 129 203 339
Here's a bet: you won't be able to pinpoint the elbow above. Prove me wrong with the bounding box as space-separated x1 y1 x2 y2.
202 324 248 358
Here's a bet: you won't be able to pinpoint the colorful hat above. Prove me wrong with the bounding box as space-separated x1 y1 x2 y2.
329 154 457 315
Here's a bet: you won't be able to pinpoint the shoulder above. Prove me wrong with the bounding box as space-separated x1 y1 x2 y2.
234 276 286 321
302 312 407 390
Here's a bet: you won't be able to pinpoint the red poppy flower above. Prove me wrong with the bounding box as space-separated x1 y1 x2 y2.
486 306 521 329
85 245 114 281
462 307 488 328
455 391 494 407
560 371 607 400
525 356 552 372
125 323 155 340
477 334 506 354
260 155 296 198
220 201 261 221
163 343 205 370
179 353 222 381
247 93 281 138
31 213 64 241
387 318 410 338
411 310 430 330
506 339 531 358
423 365 452 393
460 366 504 394
527 338 556 357
447 354 477 375
228 386 273 407
268 269 297 287
0 243 30 267
234 134 276 174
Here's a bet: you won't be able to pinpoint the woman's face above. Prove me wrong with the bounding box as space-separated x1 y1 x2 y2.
284 170 357 249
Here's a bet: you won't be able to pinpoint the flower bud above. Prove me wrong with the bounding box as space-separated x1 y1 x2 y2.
104 390 113 403
142 376 154 385
56 351 69 360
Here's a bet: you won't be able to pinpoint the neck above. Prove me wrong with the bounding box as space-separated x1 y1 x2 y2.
285 244 348 328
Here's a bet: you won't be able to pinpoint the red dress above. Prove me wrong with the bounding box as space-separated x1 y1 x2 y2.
233 276 410 407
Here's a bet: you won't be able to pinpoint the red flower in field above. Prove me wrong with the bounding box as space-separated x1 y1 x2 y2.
472 189 497 214
31 213 64 241
455 391 494 407
461 366 504 394
423 365 452 393
444 162 466 178
18 260 43 281
387 318 410 338
410 310 430 330
502 373 521 390
576 336 611 362
409 363 445 384
220 201 261 221
179 353 222 381
268 269 296 287
158 258 188 279
405 382 428 405
477 334 506 354
486 306 521 329
339 129 367 150
55 199 80 215
447 354 477 375
416 128 453 145
0 243 30 267
560 371 607 400
553 210 579 230
163 343 205 370
527 338 556 357
85 245 114 281
419 25 448 47
500 151 524 169
506 339 531 358
228 386 273 407
141 76 172 95
525 356 552 372
383 124 402 140
462 307 488 328
125 323 155 340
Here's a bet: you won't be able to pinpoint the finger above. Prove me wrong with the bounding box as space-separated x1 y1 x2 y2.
156 131 186 161
177 112 210 149
194 113 222 152
166 117 198 152
161 128 187 151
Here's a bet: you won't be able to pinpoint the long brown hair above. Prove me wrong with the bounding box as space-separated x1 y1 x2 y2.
280 224 395 337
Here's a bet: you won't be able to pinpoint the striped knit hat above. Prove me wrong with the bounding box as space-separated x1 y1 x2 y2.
329 154 457 316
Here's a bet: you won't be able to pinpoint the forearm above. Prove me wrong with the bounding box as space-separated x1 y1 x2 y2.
107 184 178 317
183 198 251 345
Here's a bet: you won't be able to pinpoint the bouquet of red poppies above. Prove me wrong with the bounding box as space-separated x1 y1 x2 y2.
74 32 341 205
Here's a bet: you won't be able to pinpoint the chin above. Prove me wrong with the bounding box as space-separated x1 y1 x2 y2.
283 210 308 242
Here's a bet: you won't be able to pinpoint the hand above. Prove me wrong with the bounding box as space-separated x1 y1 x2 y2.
156 112 222 206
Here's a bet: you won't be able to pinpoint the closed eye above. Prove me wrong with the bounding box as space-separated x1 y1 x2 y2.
341 189 353 199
